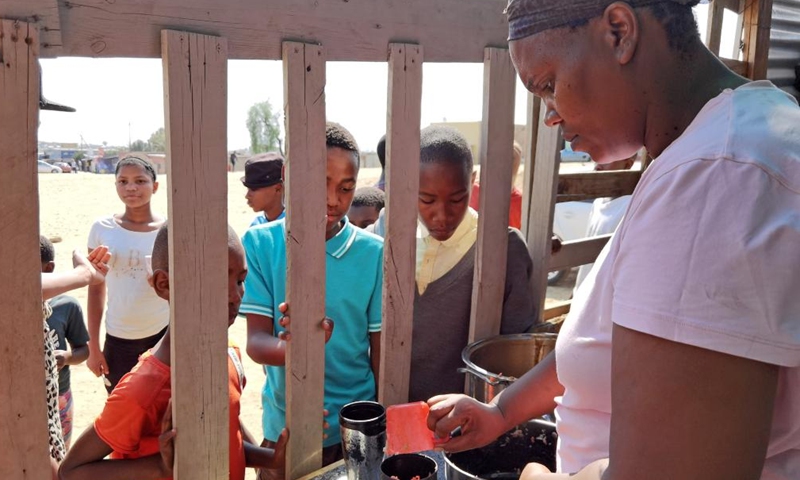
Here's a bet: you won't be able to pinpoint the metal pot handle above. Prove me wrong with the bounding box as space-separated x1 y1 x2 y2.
458 367 500 386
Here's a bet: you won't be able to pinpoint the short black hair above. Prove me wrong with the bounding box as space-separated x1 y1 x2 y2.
326 122 360 163
420 125 473 178
376 135 386 168
116 156 157 182
352 186 386 210
40 235 54 264
152 223 240 272
566 1 700 54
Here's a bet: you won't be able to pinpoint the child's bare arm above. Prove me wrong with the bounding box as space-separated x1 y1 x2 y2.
369 331 381 397
86 248 109 377
245 313 286 366
58 426 171 480
243 428 288 470
54 345 89 370
42 247 110 300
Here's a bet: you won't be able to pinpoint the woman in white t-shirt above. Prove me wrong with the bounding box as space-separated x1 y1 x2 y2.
427 2 800 480
86 157 169 393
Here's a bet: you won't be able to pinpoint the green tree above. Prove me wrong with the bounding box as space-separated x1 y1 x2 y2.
147 127 166 152
246 101 283 154
130 139 148 152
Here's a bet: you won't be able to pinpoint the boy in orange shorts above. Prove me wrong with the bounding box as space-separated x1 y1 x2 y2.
59 224 287 479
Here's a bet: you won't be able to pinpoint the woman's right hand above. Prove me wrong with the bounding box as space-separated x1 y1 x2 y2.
426 394 509 453
86 347 109 377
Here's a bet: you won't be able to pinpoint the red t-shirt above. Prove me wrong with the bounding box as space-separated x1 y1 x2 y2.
469 183 523 230
94 347 247 480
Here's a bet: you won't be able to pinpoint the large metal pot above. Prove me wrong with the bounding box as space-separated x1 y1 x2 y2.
460 334 557 403
444 419 558 480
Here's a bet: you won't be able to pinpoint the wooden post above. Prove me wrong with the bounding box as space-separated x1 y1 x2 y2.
520 94 542 237
743 0 774 80
526 113 563 324
706 0 726 56
468 47 517 342
283 41 327 479
0 19 49 480
161 30 229 480
379 43 423 407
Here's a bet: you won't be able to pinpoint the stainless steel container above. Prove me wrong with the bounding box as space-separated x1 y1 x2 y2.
381 453 438 480
460 333 557 403
340 401 387 480
444 419 557 480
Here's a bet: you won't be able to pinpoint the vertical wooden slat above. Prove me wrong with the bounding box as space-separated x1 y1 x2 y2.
0 19 49 480
706 0 726 55
468 47 517 343
743 0 774 80
161 30 229 480
379 43 422 407
283 41 327 479
520 93 541 237
526 112 563 324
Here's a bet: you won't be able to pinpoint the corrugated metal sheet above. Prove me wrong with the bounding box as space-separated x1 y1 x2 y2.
769 0 800 98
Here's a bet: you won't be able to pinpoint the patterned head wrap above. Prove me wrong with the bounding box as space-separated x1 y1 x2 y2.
505 0 700 40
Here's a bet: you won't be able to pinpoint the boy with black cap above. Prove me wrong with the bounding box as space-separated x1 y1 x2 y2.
242 152 285 227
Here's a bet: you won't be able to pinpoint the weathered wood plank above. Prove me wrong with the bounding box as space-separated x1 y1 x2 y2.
0 1 62 56
469 47 517 342
543 300 571 321
161 30 229 480
743 0 774 80
706 0 726 55
0 19 50 480
379 43 422 407
520 93 541 240
526 113 563 324
548 235 612 272
721 58 748 76
38 0 507 61
283 41 327 479
556 170 642 203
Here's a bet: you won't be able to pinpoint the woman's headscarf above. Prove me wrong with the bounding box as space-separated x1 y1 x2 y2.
506 0 700 40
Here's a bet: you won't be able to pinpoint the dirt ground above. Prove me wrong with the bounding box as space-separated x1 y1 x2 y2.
39 169 573 478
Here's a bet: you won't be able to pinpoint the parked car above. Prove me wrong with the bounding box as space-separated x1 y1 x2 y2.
54 161 74 173
38 160 62 173
549 200 593 284
560 144 592 163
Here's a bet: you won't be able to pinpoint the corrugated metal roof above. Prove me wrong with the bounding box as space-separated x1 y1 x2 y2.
769 0 800 98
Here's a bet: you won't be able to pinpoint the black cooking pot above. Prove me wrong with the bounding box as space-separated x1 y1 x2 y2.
444 419 557 480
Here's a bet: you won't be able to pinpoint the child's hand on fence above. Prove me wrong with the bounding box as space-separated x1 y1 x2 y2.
158 399 176 477
277 302 335 343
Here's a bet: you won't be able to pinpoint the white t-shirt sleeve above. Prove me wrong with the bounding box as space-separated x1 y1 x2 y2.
87 218 103 250
612 159 800 367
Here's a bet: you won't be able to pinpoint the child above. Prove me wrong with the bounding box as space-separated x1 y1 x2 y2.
241 122 383 480
59 224 288 480
86 156 169 393
374 134 386 191
469 141 524 229
242 152 286 227
372 126 535 402
40 236 91 449
348 186 385 229
41 245 111 479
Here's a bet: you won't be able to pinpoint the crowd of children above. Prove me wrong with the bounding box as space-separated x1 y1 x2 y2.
37 119 541 479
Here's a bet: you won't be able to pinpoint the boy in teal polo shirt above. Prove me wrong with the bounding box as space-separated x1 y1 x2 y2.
241 122 383 480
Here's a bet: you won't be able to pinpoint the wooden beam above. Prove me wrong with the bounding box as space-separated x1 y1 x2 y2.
469 47 517 342
0 1 62 56
543 300 571 321
721 58 748 76
379 43 422 407
742 0 774 80
283 41 327 479
0 19 50 480
33 0 507 61
556 170 642 203
548 235 612 272
161 30 229 480
706 0 726 55
526 110 563 324
520 94 542 237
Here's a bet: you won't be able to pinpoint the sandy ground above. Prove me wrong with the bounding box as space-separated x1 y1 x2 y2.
39 168 574 478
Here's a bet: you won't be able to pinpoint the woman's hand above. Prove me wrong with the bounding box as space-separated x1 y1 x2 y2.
426 394 508 453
